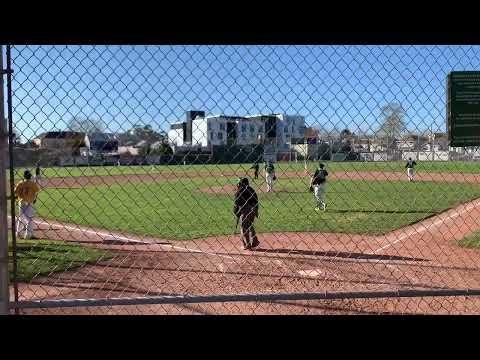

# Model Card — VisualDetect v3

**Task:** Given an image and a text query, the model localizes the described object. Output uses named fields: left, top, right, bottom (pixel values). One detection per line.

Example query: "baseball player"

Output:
left=233, top=177, right=260, bottom=250
left=264, top=160, right=276, bottom=192
left=250, top=161, right=260, bottom=180
left=13, top=170, right=41, bottom=239
left=309, top=162, right=329, bottom=211
left=34, top=163, right=42, bottom=185
left=405, top=157, right=417, bottom=182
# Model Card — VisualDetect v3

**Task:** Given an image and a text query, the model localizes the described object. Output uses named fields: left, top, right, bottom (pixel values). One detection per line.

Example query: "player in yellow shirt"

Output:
left=14, top=170, right=40, bottom=239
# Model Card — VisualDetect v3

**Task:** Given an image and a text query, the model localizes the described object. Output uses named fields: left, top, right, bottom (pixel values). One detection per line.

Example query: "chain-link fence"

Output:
left=2, top=45, right=480, bottom=314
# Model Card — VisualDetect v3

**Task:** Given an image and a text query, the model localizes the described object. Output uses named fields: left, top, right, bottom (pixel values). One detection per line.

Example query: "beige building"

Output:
left=34, top=131, right=89, bottom=153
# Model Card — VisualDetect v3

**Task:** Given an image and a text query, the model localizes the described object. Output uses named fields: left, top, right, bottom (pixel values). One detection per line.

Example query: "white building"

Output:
left=168, top=112, right=305, bottom=150
left=191, top=115, right=245, bottom=147
left=167, top=122, right=186, bottom=147
left=235, top=117, right=265, bottom=146
left=275, top=114, right=306, bottom=148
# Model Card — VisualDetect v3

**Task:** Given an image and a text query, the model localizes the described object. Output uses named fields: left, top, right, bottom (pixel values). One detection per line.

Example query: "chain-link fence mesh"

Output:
left=3, top=45, right=480, bottom=314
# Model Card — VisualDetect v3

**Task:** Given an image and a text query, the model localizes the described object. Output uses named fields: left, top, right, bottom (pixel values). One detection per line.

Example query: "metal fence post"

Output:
left=0, top=45, right=10, bottom=315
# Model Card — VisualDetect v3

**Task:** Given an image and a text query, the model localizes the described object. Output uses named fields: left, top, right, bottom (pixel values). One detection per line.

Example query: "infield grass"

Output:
left=35, top=176, right=480, bottom=240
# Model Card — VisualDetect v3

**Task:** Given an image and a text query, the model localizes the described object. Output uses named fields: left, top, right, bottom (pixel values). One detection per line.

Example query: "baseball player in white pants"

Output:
left=17, top=203, right=35, bottom=240
left=309, top=163, right=329, bottom=211
left=265, top=161, right=276, bottom=192
left=13, top=170, right=41, bottom=240
left=314, top=183, right=326, bottom=211
left=405, top=157, right=417, bottom=182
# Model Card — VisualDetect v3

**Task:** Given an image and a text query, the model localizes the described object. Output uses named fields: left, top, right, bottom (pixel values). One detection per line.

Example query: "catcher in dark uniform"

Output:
left=233, top=177, right=260, bottom=250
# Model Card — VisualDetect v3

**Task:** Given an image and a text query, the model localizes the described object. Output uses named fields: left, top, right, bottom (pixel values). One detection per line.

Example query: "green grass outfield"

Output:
left=8, top=235, right=111, bottom=282
left=34, top=176, right=480, bottom=240
left=9, top=160, right=480, bottom=179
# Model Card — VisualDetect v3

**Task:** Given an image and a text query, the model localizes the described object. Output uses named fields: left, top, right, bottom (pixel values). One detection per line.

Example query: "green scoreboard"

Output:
left=447, top=71, right=480, bottom=147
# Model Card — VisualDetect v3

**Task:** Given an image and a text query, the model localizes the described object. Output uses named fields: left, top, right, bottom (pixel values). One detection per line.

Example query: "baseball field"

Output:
left=9, top=160, right=480, bottom=314
left=22, top=161, right=480, bottom=240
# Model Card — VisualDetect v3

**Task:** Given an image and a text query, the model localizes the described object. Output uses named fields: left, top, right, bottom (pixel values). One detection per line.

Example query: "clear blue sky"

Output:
left=9, top=45, right=480, bottom=141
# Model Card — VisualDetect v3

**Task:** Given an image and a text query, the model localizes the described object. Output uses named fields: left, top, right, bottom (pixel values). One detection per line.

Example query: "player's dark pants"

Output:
left=240, top=206, right=259, bottom=249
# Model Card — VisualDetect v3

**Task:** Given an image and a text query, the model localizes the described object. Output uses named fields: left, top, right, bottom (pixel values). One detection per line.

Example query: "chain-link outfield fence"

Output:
left=3, top=45, right=480, bottom=314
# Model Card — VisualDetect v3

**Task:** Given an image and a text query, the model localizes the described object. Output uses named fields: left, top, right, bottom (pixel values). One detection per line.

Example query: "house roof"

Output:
left=43, top=131, right=86, bottom=139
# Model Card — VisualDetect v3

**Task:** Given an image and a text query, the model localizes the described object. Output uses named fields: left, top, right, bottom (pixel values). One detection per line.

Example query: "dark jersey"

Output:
left=233, top=185, right=259, bottom=216
left=312, top=169, right=328, bottom=185
left=265, top=163, right=275, bottom=174
left=405, top=160, right=417, bottom=169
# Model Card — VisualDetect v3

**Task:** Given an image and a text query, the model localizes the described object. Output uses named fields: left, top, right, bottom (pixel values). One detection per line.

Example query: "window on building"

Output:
left=219, top=124, right=225, bottom=130
left=218, top=132, right=223, bottom=140
left=250, top=125, right=255, bottom=132
left=284, top=126, right=288, bottom=133
left=241, top=125, right=246, bottom=132
left=258, top=126, right=263, bottom=133
left=209, top=132, right=213, bottom=140
left=208, top=123, right=212, bottom=130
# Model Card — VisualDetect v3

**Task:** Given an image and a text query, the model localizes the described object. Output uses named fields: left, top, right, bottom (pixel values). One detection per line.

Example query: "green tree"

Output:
left=150, top=143, right=173, bottom=155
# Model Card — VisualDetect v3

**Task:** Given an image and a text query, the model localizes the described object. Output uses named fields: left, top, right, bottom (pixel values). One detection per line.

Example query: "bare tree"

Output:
left=376, top=103, right=407, bottom=150
left=377, top=103, right=407, bottom=139
left=66, top=116, right=106, bottom=134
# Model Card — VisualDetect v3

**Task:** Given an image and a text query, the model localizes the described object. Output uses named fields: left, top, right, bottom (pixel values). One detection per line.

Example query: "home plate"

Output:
left=297, top=269, right=324, bottom=277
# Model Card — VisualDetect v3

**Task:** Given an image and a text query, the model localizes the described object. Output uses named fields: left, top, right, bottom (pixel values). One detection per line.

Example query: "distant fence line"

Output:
left=9, top=147, right=480, bottom=168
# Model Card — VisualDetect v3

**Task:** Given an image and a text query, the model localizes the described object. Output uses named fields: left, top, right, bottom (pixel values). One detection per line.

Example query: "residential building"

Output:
left=349, top=137, right=371, bottom=152
left=33, top=131, right=89, bottom=155
left=396, top=134, right=429, bottom=151
left=370, top=139, right=388, bottom=152
left=192, top=114, right=246, bottom=147
left=168, top=111, right=305, bottom=151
